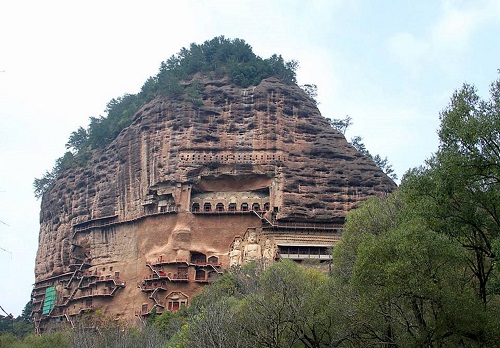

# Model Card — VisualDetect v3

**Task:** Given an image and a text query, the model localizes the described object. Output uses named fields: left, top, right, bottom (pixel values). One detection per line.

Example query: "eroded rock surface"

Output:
left=32, top=77, right=396, bottom=331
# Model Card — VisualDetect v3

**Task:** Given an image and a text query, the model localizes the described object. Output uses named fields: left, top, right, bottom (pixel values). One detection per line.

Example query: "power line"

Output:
left=0, top=246, right=12, bottom=258
left=0, top=190, right=11, bottom=258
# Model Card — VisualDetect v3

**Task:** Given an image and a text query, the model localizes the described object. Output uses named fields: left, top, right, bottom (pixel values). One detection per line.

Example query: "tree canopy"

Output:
left=402, top=76, right=500, bottom=306
left=328, top=73, right=500, bottom=347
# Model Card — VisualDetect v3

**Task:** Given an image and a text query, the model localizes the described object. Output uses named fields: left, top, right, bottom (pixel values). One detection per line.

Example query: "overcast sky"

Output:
left=0, top=0, right=499, bottom=316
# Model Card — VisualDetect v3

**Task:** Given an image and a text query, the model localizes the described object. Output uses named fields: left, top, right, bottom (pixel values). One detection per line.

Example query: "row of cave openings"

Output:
left=179, top=153, right=284, bottom=164
left=191, top=201, right=270, bottom=213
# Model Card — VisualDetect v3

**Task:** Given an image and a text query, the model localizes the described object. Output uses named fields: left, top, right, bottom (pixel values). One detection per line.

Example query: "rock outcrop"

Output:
left=32, top=76, right=396, bottom=332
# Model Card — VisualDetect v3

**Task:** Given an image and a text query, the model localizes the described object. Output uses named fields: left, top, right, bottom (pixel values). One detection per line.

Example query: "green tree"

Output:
left=65, top=127, right=88, bottom=153
left=150, top=308, right=187, bottom=343
left=350, top=135, right=369, bottom=156
left=353, top=221, right=484, bottom=347
left=333, top=194, right=404, bottom=283
left=184, top=267, right=253, bottom=348
left=351, top=136, right=397, bottom=180
left=186, top=296, right=249, bottom=348
left=33, top=152, right=77, bottom=198
left=334, top=191, right=497, bottom=347
left=328, top=115, right=352, bottom=135
left=372, top=154, right=397, bottom=180
left=33, top=171, right=55, bottom=199
left=331, top=74, right=500, bottom=347
left=265, top=54, right=298, bottom=84
left=185, top=79, right=204, bottom=108
left=329, top=116, right=398, bottom=180
left=243, top=261, right=334, bottom=348
left=183, top=261, right=340, bottom=348
left=301, top=84, right=318, bottom=105
left=403, top=75, right=500, bottom=305
left=240, top=260, right=309, bottom=348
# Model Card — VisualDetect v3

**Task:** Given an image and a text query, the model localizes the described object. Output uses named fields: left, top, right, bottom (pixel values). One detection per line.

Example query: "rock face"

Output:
left=32, top=76, right=396, bottom=332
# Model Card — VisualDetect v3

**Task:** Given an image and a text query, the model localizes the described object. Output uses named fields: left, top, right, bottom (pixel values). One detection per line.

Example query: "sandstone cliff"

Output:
left=32, top=74, right=395, bottom=331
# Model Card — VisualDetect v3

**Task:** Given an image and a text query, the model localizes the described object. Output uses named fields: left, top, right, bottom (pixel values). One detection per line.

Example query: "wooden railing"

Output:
left=73, top=208, right=178, bottom=235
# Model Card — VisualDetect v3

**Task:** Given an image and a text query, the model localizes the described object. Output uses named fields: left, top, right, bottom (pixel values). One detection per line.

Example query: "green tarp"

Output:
left=42, top=286, right=56, bottom=315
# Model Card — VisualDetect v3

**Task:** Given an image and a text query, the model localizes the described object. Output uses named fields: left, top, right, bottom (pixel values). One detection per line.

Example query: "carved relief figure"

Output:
left=262, top=238, right=276, bottom=268
left=243, top=231, right=261, bottom=264
left=229, top=237, right=243, bottom=267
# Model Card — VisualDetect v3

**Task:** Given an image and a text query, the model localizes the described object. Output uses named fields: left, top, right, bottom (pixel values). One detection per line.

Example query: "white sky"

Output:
left=0, top=0, right=499, bottom=316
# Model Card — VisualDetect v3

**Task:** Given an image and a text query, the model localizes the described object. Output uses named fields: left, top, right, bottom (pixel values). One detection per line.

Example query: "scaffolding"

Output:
left=137, top=254, right=222, bottom=319
left=32, top=262, right=126, bottom=334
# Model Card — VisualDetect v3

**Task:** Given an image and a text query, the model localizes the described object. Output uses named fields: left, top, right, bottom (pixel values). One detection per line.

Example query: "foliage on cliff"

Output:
left=78, top=36, right=298, bottom=152
left=329, top=115, right=398, bottom=180
left=33, top=36, right=298, bottom=198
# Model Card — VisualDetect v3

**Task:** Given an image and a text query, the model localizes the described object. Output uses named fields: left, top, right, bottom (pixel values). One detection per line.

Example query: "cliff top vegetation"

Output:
left=33, top=36, right=298, bottom=198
